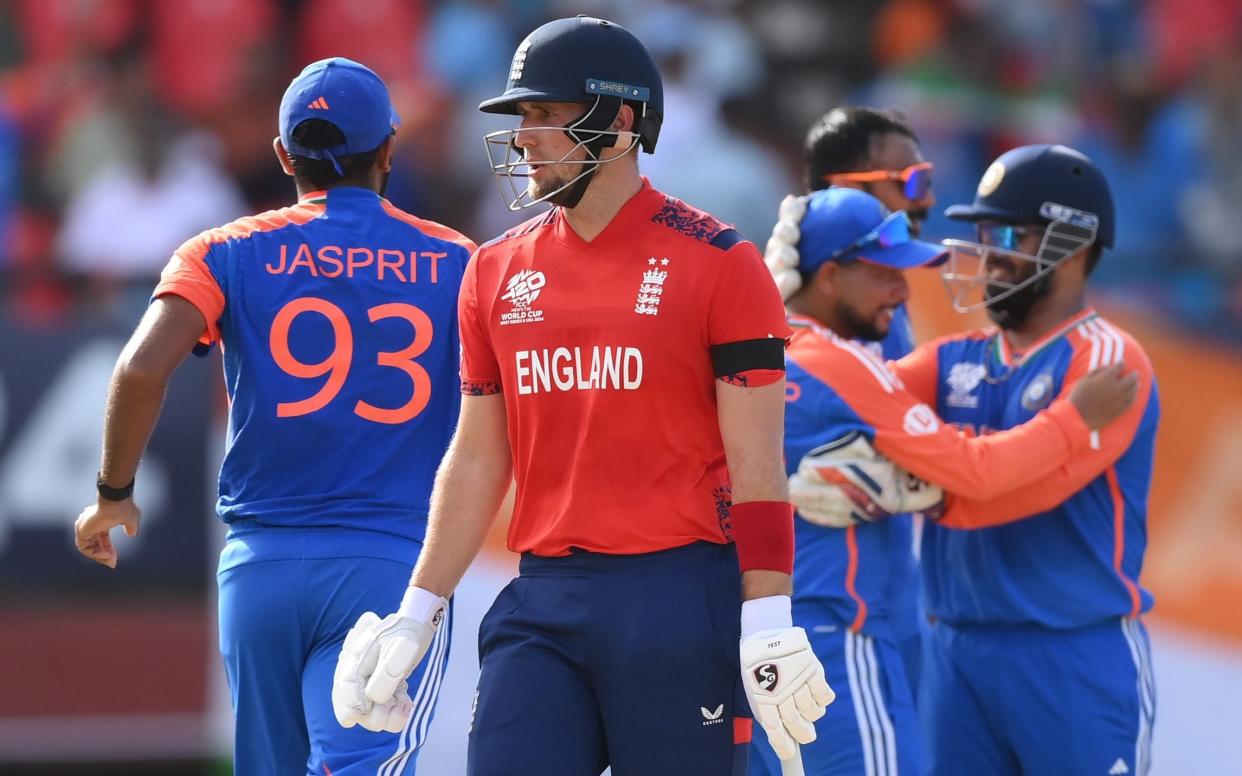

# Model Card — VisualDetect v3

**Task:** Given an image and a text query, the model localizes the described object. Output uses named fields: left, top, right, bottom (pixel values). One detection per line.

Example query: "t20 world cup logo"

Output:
left=501, top=269, right=546, bottom=309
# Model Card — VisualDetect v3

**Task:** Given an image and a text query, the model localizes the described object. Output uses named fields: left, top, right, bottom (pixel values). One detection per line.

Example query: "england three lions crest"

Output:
left=635, top=257, right=671, bottom=316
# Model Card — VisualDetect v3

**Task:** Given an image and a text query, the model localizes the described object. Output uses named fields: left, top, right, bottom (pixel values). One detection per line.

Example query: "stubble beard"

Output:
left=529, top=170, right=571, bottom=201
left=835, top=299, right=889, bottom=342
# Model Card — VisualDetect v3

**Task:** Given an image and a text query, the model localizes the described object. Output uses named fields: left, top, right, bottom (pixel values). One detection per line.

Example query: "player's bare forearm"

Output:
left=100, top=296, right=204, bottom=486
left=411, top=392, right=512, bottom=597
left=742, top=569, right=793, bottom=600
left=717, top=379, right=794, bottom=602
left=100, top=361, right=168, bottom=488
left=715, top=379, right=790, bottom=504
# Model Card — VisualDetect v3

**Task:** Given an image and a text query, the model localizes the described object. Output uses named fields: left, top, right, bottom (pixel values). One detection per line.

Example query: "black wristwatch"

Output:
left=97, top=473, right=135, bottom=502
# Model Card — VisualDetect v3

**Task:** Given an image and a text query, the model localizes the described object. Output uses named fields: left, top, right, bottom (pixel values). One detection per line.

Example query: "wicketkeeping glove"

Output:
left=740, top=597, right=835, bottom=761
left=332, top=587, right=448, bottom=732
left=789, top=430, right=944, bottom=527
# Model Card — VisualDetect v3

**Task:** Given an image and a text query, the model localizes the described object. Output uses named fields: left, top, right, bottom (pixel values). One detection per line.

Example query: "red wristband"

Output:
left=729, top=500, right=794, bottom=574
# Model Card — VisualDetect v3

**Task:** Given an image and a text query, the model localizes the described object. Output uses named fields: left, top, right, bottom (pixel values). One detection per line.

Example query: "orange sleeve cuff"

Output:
left=153, top=277, right=224, bottom=346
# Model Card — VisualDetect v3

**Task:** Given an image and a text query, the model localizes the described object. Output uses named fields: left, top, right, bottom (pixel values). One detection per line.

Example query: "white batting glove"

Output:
left=740, top=596, right=835, bottom=761
left=332, top=587, right=448, bottom=732
left=331, top=612, right=415, bottom=732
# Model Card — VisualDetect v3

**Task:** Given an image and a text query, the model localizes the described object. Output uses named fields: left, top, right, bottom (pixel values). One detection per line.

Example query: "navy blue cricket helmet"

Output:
left=479, top=16, right=663, bottom=154
left=946, top=144, right=1114, bottom=248
left=940, top=145, right=1115, bottom=320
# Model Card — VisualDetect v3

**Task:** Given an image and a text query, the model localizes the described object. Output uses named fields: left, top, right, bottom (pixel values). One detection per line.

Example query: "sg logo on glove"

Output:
left=753, top=663, right=779, bottom=692
left=740, top=626, right=835, bottom=762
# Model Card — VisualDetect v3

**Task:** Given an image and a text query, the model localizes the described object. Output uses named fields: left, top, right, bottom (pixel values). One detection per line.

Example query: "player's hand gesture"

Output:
left=1070, top=361, right=1139, bottom=430
left=74, top=499, right=141, bottom=569
left=741, top=625, right=835, bottom=761
left=332, top=588, right=448, bottom=732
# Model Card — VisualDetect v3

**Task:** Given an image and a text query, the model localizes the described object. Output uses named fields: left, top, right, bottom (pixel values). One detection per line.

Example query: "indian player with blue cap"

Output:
left=279, top=57, right=402, bottom=176
left=74, top=57, right=475, bottom=774
left=797, top=108, right=941, bottom=713
left=752, top=186, right=1138, bottom=776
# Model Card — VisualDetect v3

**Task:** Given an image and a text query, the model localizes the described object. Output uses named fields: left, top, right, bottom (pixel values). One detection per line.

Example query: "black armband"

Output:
left=710, top=337, right=786, bottom=378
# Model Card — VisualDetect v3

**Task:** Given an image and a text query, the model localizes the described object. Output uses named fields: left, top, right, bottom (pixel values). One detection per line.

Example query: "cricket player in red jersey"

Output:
left=330, top=16, right=833, bottom=775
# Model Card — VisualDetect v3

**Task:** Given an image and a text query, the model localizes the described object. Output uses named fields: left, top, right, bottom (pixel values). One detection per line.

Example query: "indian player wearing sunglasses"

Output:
left=753, top=186, right=1138, bottom=776
left=785, top=106, right=939, bottom=726
left=806, top=109, right=936, bottom=235
left=812, top=144, right=1159, bottom=775
left=827, top=164, right=934, bottom=213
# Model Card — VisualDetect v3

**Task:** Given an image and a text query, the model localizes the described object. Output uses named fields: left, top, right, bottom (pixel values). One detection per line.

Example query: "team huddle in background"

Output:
left=73, top=14, right=1158, bottom=776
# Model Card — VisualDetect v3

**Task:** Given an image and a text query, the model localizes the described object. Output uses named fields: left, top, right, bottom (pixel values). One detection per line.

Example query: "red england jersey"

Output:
left=459, top=179, right=790, bottom=556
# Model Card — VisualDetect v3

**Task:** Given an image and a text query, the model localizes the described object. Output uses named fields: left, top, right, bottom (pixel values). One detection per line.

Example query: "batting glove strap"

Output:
left=398, top=585, right=449, bottom=624
left=740, top=626, right=836, bottom=761
left=740, top=594, right=793, bottom=640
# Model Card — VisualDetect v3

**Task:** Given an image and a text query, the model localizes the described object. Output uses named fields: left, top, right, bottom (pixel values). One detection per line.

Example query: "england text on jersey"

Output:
left=514, top=346, right=643, bottom=394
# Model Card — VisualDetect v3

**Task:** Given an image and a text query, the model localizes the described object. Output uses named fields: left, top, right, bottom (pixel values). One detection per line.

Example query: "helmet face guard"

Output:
left=483, top=94, right=643, bottom=211
left=940, top=209, right=1098, bottom=313
left=479, top=17, right=663, bottom=211
left=941, top=145, right=1114, bottom=315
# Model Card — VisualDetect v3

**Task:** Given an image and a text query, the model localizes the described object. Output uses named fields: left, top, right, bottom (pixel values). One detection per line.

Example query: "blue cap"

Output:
left=279, top=58, right=400, bottom=175
left=945, top=144, right=1114, bottom=248
left=797, top=188, right=947, bottom=273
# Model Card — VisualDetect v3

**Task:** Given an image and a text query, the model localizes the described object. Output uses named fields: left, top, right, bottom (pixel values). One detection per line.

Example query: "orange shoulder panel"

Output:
left=153, top=202, right=325, bottom=345
left=380, top=200, right=477, bottom=254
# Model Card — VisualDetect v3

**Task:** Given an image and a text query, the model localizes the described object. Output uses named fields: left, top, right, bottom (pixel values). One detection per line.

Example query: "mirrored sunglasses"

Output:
left=976, top=223, right=1040, bottom=251
left=830, top=210, right=913, bottom=261
left=827, top=162, right=934, bottom=202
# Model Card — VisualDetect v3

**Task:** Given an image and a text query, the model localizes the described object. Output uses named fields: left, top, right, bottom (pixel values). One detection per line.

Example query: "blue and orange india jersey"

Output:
left=458, top=178, right=790, bottom=557
left=153, top=186, right=476, bottom=543
left=783, top=314, right=1096, bottom=638
left=856, top=303, right=920, bottom=643
left=892, top=308, right=1159, bottom=627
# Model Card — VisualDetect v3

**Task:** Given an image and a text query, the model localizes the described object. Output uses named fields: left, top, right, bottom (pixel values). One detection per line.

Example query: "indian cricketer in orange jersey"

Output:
left=754, top=186, right=1137, bottom=776
left=807, top=145, right=1159, bottom=776
left=75, top=58, right=475, bottom=775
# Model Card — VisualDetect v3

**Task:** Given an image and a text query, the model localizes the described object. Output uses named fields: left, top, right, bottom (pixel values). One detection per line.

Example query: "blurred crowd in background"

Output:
left=0, top=0, right=1239, bottom=343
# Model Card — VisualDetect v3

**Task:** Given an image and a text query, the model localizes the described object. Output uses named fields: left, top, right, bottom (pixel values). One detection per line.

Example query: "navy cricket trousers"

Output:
left=467, top=541, right=753, bottom=776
